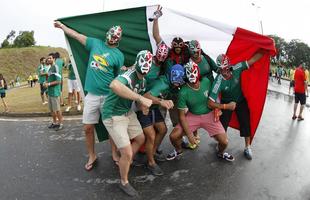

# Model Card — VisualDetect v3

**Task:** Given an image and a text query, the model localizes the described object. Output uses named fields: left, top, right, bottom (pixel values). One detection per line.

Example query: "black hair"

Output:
left=48, top=53, right=55, bottom=58
left=40, top=57, right=45, bottom=62
left=54, top=52, right=60, bottom=59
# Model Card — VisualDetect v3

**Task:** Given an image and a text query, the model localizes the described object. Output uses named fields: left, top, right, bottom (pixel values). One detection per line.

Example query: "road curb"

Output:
left=0, top=111, right=82, bottom=118
left=1, top=89, right=308, bottom=118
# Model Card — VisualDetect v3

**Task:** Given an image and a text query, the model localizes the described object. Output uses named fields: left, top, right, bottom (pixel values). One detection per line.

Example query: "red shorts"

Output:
left=176, top=111, right=225, bottom=137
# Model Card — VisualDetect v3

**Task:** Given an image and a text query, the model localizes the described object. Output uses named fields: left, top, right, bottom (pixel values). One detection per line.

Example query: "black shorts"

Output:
left=0, top=92, right=5, bottom=98
left=220, top=99, right=251, bottom=137
left=294, top=92, right=306, bottom=105
left=40, top=83, right=47, bottom=95
left=136, top=107, right=165, bottom=128
left=290, top=80, right=295, bottom=87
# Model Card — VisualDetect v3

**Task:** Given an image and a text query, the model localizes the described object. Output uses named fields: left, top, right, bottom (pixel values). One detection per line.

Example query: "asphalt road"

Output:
left=0, top=89, right=309, bottom=200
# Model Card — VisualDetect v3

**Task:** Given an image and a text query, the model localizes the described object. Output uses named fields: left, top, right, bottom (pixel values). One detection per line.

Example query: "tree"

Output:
left=285, top=40, right=310, bottom=67
left=13, top=31, right=36, bottom=47
left=1, top=30, right=16, bottom=48
left=268, top=35, right=288, bottom=66
left=1, top=39, right=10, bottom=48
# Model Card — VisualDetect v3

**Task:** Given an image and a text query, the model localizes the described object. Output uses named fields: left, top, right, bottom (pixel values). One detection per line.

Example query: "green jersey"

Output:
left=47, top=64, right=61, bottom=97
left=192, top=55, right=218, bottom=84
left=37, top=64, right=48, bottom=84
left=68, top=63, right=76, bottom=80
left=178, top=77, right=212, bottom=115
left=102, top=69, right=146, bottom=120
left=148, top=75, right=176, bottom=98
left=145, top=62, right=161, bottom=92
left=209, top=61, right=248, bottom=103
left=55, top=58, right=64, bottom=77
left=85, top=37, right=124, bottom=96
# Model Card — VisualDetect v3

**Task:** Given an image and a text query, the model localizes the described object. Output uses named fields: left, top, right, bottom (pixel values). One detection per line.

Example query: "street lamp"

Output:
left=251, top=2, right=264, bottom=35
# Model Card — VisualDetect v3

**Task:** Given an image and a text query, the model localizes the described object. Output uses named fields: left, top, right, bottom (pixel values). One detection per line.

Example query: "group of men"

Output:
left=54, top=7, right=270, bottom=197
left=37, top=52, right=82, bottom=123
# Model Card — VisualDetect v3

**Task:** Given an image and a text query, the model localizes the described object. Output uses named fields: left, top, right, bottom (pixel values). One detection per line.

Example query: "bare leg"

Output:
left=169, top=127, right=184, bottom=152
left=293, top=103, right=298, bottom=117
left=84, top=124, right=97, bottom=165
left=119, top=145, right=133, bottom=185
left=213, top=133, right=228, bottom=154
left=298, top=105, right=305, bottom=118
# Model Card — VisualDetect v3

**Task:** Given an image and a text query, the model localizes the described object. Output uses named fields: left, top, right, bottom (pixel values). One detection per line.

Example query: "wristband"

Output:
left=223, top=104, right=226, bottom=110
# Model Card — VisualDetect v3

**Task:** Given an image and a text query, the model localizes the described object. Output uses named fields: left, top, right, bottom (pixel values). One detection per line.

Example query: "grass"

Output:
left=0, top=46, right=69, bottom=82
left=0, top=74, right=83, bottom=114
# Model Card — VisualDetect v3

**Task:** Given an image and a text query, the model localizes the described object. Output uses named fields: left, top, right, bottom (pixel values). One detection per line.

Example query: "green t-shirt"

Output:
left=102, top=69, right=146, bottom=120
left=209, top=61, right=248, bottom=103
left=47, top=64, right=61, bottom=97
left=37, top=64, right=48, bottom=84
left=148, top=75, right=173, bottom=97
left=145, top=62, right=161, bottom=92
left=55, top=58, right=64, bottom=77
left=85, top=37, right=124, bottom=95
left=178, top=77, right=212, bottom=115
left=193, top=55, right=218, bottom=84
left=68, top=63, right=76, bottom=80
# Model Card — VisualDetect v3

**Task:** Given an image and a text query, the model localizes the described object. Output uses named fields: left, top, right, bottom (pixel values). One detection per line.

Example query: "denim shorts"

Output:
left=136, top=107, right=165, bottom=128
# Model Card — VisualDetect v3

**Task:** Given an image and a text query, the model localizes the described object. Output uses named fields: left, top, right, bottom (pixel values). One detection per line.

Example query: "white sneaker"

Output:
left=77, top=105, right=81, bottom=111
left=42, top=101, right=48, bottom=105
left=65, top=106, right=71, bottom=112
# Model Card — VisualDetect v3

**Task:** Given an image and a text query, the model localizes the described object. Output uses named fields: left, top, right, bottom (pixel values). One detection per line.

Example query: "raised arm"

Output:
left=54, top=21, right=87, bottom=46
left=110, top=79, right=152, bottom=108
left=247, top=50, right=265, bottom=66
left=152, top=6, right=163, bottom=45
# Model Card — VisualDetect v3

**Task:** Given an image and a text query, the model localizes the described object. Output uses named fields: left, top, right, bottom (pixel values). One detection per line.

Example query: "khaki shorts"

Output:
left=82, top=93, right=106, bottom=124
left=103, top=111, right=143, bottom=149
left=48, top=96, right=60, bottom=112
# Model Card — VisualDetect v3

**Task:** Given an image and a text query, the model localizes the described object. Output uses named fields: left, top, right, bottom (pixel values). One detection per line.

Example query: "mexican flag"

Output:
left=58, top=5, right=276, bottom=143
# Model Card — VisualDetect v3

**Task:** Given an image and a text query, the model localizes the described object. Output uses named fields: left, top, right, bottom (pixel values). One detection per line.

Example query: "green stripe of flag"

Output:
left=59, top=6, right=152, bottom=142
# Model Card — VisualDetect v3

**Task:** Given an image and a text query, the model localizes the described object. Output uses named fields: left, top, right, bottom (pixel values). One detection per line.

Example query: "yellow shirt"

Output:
left=305, top=69, right=309, bottom=83
left=289, top=69, right=295, bottom=80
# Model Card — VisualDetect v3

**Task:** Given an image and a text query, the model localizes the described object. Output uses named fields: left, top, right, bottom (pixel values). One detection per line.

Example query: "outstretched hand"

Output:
left=54, top=21, right=63, bottom=29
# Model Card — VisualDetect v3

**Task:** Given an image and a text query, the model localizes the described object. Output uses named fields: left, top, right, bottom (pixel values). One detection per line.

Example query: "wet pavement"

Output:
left=0, top=82, right=310, bottom=200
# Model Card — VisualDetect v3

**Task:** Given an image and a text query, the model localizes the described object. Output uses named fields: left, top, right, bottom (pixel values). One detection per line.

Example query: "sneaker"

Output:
left=65, top=106, right=71, bottom=112
left=154, top=153, right=166, bottom=162
left=119, top=182, right=139, bottom=197
left=147, top=163, right=164, bottom=176
left=48, top=123, right=57, bottom=129
left=244, top=147, right=253, bottom=160
left=55, top=124, right=63, bottom=131
left=181, top=140, right=190, bottom=149
left=217, top=152, right=235, bottom=162
left=166, top=149, right=183, bottom=161
left=42, top=101, right=48, bottom=105
left=77, top=105, right=81, bottom=111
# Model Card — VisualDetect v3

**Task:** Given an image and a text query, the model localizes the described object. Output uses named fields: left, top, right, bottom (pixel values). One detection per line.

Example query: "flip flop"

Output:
left=84, top=158, right=98, bottom=171
left=297, top=116, right=304, bottom=121
left=292, top=115, right=297, bottom=120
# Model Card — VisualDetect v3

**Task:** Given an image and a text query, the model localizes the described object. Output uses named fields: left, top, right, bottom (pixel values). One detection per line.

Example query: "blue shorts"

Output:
left=1, top=92, right=5, bottom=98
left=136, top=107, right=165, bottom=128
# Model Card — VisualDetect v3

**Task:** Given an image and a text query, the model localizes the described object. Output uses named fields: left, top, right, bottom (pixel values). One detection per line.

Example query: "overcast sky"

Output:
left=0, top=0, right=309, bottom=49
